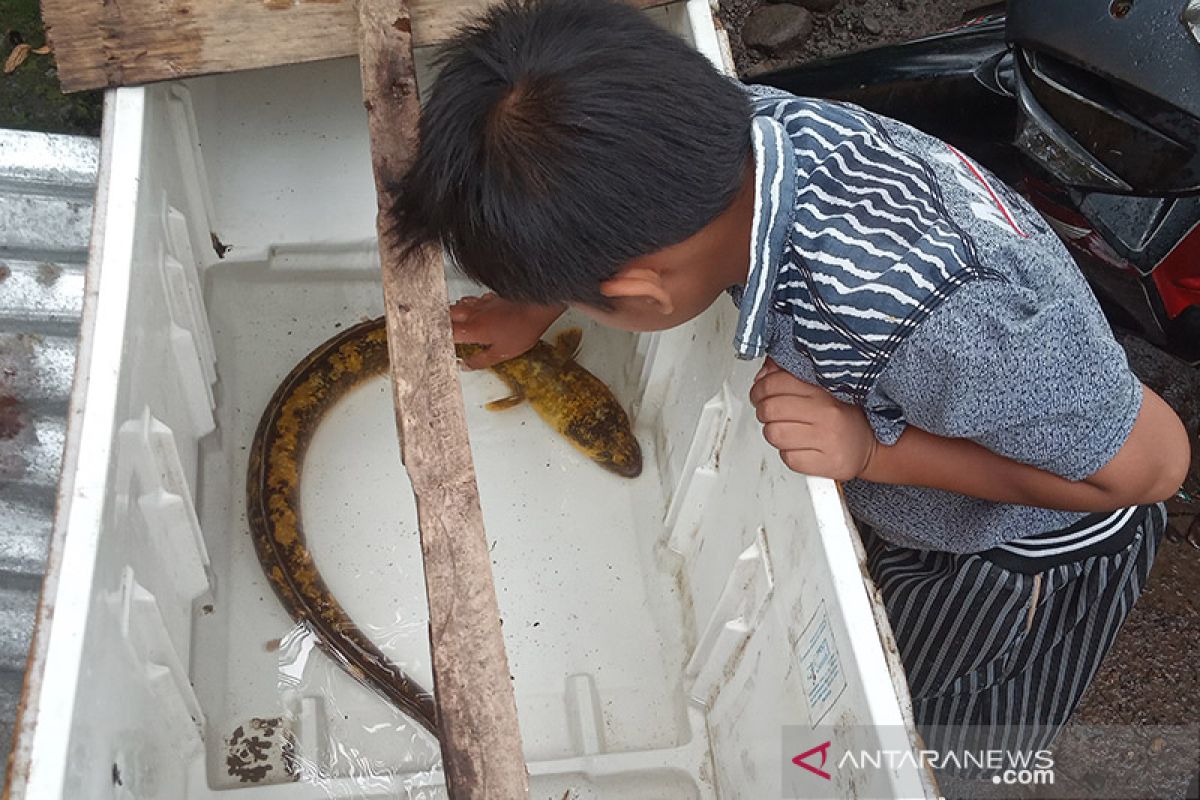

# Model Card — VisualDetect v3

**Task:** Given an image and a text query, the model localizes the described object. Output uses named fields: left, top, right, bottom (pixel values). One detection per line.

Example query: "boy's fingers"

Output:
left=754, top=357, right=782, bottom=382
left=779, top=449, right=820, bottom=475
left=749, top=371, right=817, bottom=405
left=465, top=349, right=513, bottom=370
left=451, top=323, right=483, bottom=344
left=762, top=420, right=814, bottom=450
left=462, top=353, right=492, bottom=370
left=449, top=294, right=489, bottom=318
left=455, top=343, right=496, bottom=370
left=755, top=395, right=814, bottom=425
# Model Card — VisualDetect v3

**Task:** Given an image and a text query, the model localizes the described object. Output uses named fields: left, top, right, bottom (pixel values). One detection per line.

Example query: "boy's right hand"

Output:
left=450, top=293, right=566, bottom=369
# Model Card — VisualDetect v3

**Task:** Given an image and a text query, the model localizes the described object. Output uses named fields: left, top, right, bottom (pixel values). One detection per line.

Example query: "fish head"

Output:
left=571, top=415, right=642, bottom=478
left=601, top=436, right=643, bottom=478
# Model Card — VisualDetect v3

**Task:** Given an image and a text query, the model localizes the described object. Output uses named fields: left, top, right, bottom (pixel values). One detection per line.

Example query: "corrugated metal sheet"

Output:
left=0, top=129, right=96, bottom=760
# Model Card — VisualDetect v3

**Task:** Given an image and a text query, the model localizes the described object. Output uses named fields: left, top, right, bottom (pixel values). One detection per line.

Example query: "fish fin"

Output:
left=485, top=389, right=525, bottom=411
left=553, top=327, right=583, bottom=363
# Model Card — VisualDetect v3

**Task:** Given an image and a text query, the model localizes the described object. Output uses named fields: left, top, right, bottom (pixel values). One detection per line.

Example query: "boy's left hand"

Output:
left=749, top=358, right=878, bottom=481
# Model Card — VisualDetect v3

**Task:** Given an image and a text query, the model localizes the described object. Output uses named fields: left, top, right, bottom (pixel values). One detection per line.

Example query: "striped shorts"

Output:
left=862, top=503, right=1166, bottom=763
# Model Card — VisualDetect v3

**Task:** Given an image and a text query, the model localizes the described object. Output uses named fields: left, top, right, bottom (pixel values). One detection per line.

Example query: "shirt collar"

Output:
left=732, top=115, right=797, bottom=360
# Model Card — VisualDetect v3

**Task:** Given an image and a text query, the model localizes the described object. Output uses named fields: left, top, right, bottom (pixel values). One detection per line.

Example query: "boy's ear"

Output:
left=599, top=267, right=675, bottom=315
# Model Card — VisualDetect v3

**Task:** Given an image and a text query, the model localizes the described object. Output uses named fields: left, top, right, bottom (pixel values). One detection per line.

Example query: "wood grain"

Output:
left=44, top=0, right=674, bottom=92
left=357, top=0, right=529, bottom=795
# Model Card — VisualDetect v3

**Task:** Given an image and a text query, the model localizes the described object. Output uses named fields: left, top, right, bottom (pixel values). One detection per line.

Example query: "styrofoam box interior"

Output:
left=15, top=2, right=933, bottom=798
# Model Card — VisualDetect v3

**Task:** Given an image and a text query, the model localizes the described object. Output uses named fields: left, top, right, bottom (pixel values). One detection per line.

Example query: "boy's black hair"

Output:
left=391, top=0, right=752, bottom=306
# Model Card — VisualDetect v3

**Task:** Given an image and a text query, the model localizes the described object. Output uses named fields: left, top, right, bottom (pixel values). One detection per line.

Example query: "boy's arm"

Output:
left=450, top=293, right=566, bottom=369
left=862, top=384, right=1189, bottom=511
left=750, top=361, right=1190, bottom=513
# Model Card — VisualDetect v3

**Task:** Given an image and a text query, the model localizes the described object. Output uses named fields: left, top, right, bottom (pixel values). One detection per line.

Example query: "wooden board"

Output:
left=357, top=0, right=529, bottom=794
left=43, top=0, right=674, bottom=92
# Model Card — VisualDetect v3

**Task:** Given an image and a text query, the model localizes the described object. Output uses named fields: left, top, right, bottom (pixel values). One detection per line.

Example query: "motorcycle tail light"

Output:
left=1152, top=222, right=1200, bottom=320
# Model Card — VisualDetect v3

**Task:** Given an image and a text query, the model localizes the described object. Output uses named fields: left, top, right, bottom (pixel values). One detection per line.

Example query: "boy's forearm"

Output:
left=861, top=429, right=1122, bottom=512
left=861, top=386, right=1189, bottom=513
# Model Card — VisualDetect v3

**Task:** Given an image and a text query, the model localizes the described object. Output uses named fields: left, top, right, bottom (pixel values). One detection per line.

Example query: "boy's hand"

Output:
left=749, top=358, right=878, bottom=481
left=450, top=293, right=566, bottom=369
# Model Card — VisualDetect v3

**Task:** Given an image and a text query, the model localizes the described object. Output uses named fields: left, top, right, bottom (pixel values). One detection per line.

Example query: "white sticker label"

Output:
left=797, top=602, right=846, bottom=727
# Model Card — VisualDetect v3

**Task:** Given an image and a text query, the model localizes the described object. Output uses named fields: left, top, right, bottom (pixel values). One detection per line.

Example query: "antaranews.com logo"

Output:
left=790, top=737, right=1052, bottom=795
left=782, top=724, right=1199, bottom=799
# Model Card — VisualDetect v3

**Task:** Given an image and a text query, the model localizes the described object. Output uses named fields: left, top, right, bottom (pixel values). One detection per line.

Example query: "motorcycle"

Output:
left=752, top=0, right=1200, bottom=366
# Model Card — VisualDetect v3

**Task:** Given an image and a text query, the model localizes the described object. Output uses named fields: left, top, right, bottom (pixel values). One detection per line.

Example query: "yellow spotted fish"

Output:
left=246, top=316, right=640, bottom=739
left=457, top=326, right=642, bottom=478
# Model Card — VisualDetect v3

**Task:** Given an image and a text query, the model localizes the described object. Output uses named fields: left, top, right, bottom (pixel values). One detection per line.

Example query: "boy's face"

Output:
left=570, top=161, right=757, bottom=333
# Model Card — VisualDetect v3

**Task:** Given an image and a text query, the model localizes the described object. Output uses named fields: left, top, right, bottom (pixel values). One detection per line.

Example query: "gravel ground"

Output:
left=714, top=0, right=1200, bottom=791
left=720, top=0, right=986, bottom=77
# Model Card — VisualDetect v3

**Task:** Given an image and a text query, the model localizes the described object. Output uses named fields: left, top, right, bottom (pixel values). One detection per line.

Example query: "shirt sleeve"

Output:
left=870, top=276, right=1143, bottom=482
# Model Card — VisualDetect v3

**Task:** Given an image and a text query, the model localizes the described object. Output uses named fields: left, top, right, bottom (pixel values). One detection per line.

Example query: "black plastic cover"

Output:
left=1007, top=0, right=1200, bottom=120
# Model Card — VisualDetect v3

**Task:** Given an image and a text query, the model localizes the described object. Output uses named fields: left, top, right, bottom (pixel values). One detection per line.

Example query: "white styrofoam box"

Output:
left=10, top=85, right=217, bottom=800
left=9, top=2, right=934, bottom=798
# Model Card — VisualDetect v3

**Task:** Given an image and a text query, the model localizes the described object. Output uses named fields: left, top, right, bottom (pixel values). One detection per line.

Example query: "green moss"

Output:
left=1, top=0, right=102, bottom=135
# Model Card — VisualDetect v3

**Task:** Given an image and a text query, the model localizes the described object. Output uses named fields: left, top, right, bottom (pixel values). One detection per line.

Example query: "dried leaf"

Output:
left=32, top=45, right=51, bottom=55
left=4, top=43, right=31, bottom=74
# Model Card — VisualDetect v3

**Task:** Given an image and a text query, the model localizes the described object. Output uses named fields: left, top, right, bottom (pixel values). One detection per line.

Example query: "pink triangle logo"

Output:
left=792, top=740, right=832, bottom=780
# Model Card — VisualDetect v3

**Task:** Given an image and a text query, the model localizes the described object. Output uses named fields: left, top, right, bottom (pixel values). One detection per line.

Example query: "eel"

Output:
left=246, top=316, right=641, bottom=738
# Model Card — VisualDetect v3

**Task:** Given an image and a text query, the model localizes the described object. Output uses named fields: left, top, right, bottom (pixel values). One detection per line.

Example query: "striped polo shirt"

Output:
left=734, top=85, right=1144, bottom=556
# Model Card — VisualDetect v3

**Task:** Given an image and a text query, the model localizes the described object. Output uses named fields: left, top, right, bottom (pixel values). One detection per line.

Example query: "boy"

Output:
left=393, top=0, right=1189, bottom=770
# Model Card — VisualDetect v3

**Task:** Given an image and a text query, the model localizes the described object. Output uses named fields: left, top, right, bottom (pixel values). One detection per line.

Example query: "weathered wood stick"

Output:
left=44, top=0, right=676, bottom=93
left=356, top=0, right=528, bottom=796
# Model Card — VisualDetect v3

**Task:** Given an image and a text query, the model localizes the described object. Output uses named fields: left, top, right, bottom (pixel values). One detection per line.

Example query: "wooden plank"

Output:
left=43, top=0, right=674, bottom=92
left=356, top=0, right=529, bottom=795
